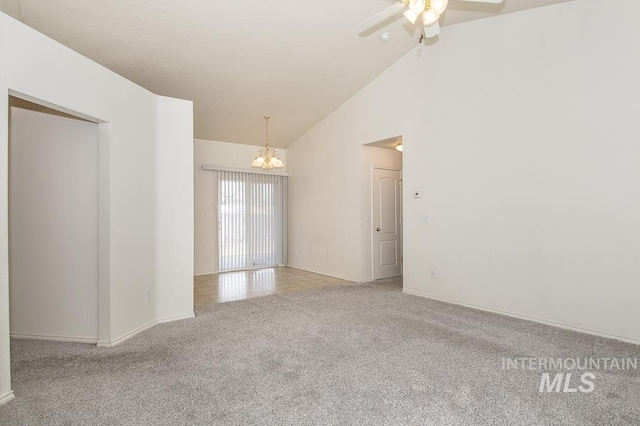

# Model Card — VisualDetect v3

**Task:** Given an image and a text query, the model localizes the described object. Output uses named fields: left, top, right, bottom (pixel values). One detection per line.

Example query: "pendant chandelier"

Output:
left=251, top=115, right=284, bottom=169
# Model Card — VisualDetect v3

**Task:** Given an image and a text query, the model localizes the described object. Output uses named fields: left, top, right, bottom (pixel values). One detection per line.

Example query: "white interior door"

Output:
left=373, top=168, right=402, bottom=279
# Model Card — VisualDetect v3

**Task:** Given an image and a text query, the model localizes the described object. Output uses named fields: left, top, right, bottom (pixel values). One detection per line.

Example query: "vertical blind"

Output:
left=218, top=171, right=288, bottom=272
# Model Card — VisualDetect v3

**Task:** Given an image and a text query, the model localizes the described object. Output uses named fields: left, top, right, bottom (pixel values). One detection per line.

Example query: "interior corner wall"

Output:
left=286, top=129, right=364, bottom=282
left=286, top=0, right=640, bottom=344
left=193, top=139, right=287, bottom=275
left=287, top=142, right=402, bottom=284
left=155, top=96, right=194, bottom=322
left=0, top=12, right=193, bottom=401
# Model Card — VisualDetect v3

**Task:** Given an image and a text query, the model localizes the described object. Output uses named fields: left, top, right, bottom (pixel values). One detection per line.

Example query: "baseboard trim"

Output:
left=10, top=333, right=98, bottom=344
left=97, top=320, right=157, bottom=348
left=0, top=391, right=15, bottom=406
left=402, top=288, right=640, bottom=346
left=286, top=266, right=360, bottom=283
left=10, top=315, right=195, bottom=351
left=157, top=312, right=195, bottom=324
left=195, top=270, right=218, bottom=277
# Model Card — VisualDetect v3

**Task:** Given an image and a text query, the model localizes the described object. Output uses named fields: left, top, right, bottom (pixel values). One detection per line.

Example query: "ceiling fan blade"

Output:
left=359, top=1, right=408, bottom=31
left=457, top=0, right=504, bottom=3
left=423, top=20, right=441, bottom=38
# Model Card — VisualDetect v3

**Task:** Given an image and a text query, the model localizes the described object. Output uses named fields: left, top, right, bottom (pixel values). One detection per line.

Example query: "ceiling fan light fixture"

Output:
left=422, top=8, right=439, bottom=25
left=403, top=8, right=421, bottom=24
left=423, top=20, right=441, bottom=38
left=430, top=0, right=448, bottom=15
left=409, top=0, right=426, bottom=14
left=361, top=0, right=504, bottom=40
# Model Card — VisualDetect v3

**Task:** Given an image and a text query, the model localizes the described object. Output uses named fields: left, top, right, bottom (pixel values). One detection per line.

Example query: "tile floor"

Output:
left=194, top=267, right=352, bottom=306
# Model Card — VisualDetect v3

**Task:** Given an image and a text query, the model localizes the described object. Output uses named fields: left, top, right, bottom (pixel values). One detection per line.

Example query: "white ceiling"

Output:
left=3, top=0, right=570, bottom=148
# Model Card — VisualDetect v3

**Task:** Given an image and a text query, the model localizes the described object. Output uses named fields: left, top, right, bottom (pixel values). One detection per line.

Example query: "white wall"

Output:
left=9, top=107, right=99, bottom=342
left=0, top=13, right=193, bottom=402
left=287, top=143, right=401, bottom=283
left=155, top=96, right=194, bottom=322
left=194, top=138, right=286, bottom=275
left=287, top=0, right=640, bottom=344
left=286, top=112, right=403, bottom=282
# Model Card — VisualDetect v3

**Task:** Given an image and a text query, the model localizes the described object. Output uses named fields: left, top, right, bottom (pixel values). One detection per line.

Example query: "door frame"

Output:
left=7, top=91, right=111, bottom=346
left=370, top=166, right=403, bottom=280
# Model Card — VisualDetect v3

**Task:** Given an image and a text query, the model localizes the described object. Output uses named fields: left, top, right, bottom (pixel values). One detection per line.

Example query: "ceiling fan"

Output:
left=360, top=0, right=504, bottom=40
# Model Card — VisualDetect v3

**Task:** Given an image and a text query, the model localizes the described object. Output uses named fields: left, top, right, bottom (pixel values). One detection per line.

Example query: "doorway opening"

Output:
left=8, top=95, right=105, bottom=344
left=362, top=137, right=403, bottom=280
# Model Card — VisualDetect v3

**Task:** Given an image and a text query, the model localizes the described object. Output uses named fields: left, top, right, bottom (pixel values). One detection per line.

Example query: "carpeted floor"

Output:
left=1, top=279, right=639, bottom=425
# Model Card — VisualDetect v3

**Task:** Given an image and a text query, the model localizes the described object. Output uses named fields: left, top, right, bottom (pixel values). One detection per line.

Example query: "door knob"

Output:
left=376, top=227, right=381, bottom=232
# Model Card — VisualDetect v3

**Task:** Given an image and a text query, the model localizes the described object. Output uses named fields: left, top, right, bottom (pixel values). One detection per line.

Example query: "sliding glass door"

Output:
left=218, top=171, right=287, bottom=272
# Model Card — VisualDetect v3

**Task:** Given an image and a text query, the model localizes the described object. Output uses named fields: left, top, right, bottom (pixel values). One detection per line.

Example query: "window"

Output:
left=218, top=171, right=287, bottom=271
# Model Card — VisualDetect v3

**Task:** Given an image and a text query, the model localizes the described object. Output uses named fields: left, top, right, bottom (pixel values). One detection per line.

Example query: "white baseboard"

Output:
left=157, top=312, right=195, bottom=324
left=10, top=333, right=98, bottom=344
left=286, top=266, right=360, bottom=283
left=402, top=288, right=640, bottom=346
left=195, top=270, right=218, bottom=277
left=0, top=391, right=15, bottom=406
left=97, top=320, right=157, bottom=348
left=96, top=312, right=195, bottom=348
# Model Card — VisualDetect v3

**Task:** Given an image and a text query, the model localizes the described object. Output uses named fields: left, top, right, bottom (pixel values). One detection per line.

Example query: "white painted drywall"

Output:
left=287, top=143, right=401, bottom=282
left=9, top=107, right=99, bottom=341
left=287, top=0, right=640, bottom=343
left=156, top=96, right=194, bottom=322
left=0, top=13, right=193, bottom=401
left=194, top=138, right=287, bottom=275
left=287, top=127, right=364, bottom=281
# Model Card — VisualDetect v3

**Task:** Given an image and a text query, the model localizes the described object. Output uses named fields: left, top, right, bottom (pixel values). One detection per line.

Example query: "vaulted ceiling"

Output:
left=2, top=0, right=570, bottom=147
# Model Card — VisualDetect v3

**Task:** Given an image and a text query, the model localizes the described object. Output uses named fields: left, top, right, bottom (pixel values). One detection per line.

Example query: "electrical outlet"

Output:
left=145, top=289, right=152, bottom=301
left=431, top=269, right=438, bottom=279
